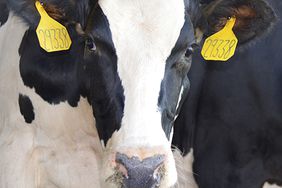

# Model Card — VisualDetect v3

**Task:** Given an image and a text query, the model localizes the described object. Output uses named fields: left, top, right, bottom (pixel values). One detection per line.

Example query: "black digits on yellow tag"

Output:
left=201, top=17, right=238, bottom=61
left=35, top=1, right=72, bottom=52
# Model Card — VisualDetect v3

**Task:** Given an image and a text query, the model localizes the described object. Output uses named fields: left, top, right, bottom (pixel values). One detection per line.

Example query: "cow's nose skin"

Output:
left=115, top=153, right=165, bottom=188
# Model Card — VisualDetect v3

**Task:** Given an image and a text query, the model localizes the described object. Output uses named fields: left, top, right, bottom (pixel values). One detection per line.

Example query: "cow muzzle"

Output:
left=115, top=153, right=165, bottom=188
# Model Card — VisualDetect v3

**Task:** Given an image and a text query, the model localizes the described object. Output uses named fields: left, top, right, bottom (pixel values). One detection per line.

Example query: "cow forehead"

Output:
left=99, top=0, right=186, bottom=62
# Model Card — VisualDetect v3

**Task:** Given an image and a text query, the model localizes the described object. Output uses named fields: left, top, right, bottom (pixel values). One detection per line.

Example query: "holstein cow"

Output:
left=1, top=1, right=276, bottom=188
left=73, top=1, right=200, bottom=187
left=173, top=0, right=281, bottom=188
left=0, top=1, right=103, bottom=188
left=1, top=0, right=199, bottom=187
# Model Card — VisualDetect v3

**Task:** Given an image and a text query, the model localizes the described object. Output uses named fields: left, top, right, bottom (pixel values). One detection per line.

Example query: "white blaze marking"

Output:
left=174, top=85, right=185, bottom=121
left=99, top=0, right=185, bottom=187
left=174, top=149, right=198, bottom=188
left=170, top=127, right=174, bottom=144
left=99, top=0, right=185, bottom=148
left=176, top=85, right=185, bottom=112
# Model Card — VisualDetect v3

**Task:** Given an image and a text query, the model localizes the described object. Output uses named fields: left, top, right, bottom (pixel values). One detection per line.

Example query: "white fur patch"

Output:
left=174, top=149, right=198, bottom=188
left=0, top=13, right=102, bottom=188
left=100, top=0, right=185, bottom=148
left=263, top=183, right=282, bottom=188
left=174, top=85, right=185, bottom=122
left=99, top=0, right=186, bottom=187
left=176, top=85, right=185, bottom=113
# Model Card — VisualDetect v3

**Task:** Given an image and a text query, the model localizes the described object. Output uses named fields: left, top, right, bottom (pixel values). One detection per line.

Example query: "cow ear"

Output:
left=203, top=0, right=276, bottom=44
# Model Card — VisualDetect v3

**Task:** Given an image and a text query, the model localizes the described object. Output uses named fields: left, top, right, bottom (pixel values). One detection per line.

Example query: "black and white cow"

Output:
left=0, top=1, right=103, bottom=188
left=74, top=1, right=200, bottom=187
left=1, top=0, right=277, bottom=188
left=173, top=0, right=281, bottom=188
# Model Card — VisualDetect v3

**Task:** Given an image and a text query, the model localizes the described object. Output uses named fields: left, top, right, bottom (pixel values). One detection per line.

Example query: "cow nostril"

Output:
left=115, top=153, right=165, bottom=188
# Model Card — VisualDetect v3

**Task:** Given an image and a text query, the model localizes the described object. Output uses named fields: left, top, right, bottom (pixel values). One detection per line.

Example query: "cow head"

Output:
left=83, top=0, right=276, bottom=187
left=82, top=0, right=198, bottom=187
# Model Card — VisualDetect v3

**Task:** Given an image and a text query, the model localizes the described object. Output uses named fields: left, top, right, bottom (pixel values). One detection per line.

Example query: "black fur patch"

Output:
left=18, top=27, right=84, bottom=107
left=187, top=0, right=206, bottom=31
left=0, top=0, right=9, bottom=27
left=18, top=94, right=35, bottom=124
left=159, top=12, right=195, bottom=139
left=83, top=6, right=124, bottom=143
left=13, top=0, right=98, bottom=107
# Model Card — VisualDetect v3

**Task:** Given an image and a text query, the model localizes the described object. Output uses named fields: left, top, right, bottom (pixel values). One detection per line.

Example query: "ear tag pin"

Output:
left=35, top=1, right=72, bottom=52
left=201, top=17, right=238, bottom=61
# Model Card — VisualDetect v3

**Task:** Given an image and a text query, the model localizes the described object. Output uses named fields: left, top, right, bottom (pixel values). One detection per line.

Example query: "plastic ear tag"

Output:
left=35, top=1, right=72, bottom=52
left=201, top=17, right=238, bottom=61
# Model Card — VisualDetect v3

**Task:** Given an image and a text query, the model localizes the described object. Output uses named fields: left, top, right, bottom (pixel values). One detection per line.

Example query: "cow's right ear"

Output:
left=7, top=0, right=69, bottom=29
left=7, top=0, right=97, bottom=30
left=202, top=0, right=276, bottom=44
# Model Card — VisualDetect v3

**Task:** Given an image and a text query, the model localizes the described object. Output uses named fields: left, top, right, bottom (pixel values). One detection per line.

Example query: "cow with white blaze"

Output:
left=1, top=0, right=276, bottom=188
left=83, top=1, right=203, bottom=187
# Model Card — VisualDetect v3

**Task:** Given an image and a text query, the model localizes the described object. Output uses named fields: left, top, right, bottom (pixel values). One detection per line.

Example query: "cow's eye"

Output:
left=85, top=37, right=96, bottom=52
left=185, top=43, right=198, bottom=57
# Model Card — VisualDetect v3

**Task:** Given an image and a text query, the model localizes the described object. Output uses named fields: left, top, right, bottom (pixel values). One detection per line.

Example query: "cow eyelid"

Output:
left=185, top=43, right=198, bottom=57
left=85, top=37, right=96, bottom=52
left=185, top=47, right=194, bottom=57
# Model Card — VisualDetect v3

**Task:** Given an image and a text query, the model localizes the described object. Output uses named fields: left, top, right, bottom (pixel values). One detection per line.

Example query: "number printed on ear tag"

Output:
left=35, top=1, right=72, bottom=52
left=201, top=17, right=238, bottom=61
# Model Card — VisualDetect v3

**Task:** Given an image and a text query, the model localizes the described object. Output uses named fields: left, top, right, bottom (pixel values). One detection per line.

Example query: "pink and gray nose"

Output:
left=116, top=153, right=165, bottom=188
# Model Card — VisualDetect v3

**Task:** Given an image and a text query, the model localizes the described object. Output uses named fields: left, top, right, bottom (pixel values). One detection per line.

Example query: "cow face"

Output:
left=83, top=0, right=276, bottom=187
left=83, top=0, right=198, bottom=187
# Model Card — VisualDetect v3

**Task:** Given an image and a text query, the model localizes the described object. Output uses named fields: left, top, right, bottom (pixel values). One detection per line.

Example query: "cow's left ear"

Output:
left=203, top=0, right=276, bottom=44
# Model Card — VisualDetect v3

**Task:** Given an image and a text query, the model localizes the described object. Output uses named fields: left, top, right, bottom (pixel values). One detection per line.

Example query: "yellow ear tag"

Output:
left=35, top=1, right=72, bottom=52
left=201, top=17, right=238, bottom=61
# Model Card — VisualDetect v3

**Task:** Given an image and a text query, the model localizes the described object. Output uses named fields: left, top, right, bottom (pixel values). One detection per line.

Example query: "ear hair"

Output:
left=42, top=3, right=66, bottom=22
left=7, top=0, right=95, bottom=30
